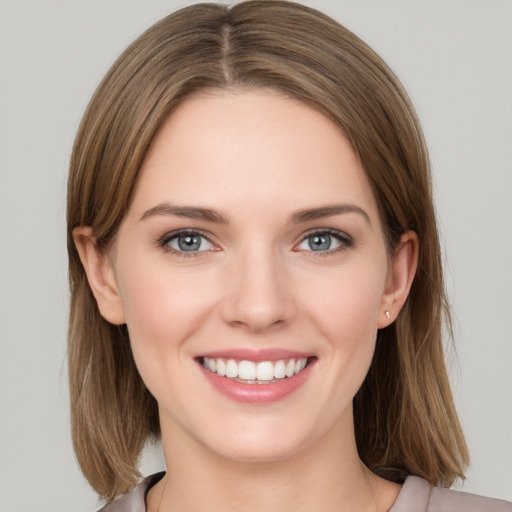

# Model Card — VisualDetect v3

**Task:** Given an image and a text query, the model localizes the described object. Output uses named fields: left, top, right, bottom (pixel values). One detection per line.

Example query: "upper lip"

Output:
left=196, top=348, right=314, bottom=362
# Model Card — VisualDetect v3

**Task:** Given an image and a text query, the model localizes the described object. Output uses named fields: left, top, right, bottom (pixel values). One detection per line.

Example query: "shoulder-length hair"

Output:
left=67, top=0, right=469, bottom=501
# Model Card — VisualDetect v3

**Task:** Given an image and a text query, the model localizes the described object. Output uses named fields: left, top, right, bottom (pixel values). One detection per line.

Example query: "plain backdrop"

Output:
left=0, top=1, right=511, bottom=510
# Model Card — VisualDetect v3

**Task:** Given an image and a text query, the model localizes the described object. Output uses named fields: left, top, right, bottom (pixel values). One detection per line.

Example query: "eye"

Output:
left=295, top=230, right=352, bottom=253
left=162, top=231, right=214, bottom=253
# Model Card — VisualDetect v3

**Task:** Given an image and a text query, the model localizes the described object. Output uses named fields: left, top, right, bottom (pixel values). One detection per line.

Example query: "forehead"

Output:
left=129, top=89, right=380, bottom=223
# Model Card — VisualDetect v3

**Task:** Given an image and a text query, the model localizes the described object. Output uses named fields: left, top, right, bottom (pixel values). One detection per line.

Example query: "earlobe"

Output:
left=72, top=227, right=126, bottom=325
left=378, top=231, right=419, bottom=328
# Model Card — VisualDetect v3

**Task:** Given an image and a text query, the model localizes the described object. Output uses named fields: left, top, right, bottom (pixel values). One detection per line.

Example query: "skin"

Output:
left=75, top=90, right=418, bottom=511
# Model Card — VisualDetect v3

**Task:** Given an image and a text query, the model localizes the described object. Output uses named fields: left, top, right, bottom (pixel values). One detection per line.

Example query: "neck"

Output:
left=148, top=412, right=400, bottom=512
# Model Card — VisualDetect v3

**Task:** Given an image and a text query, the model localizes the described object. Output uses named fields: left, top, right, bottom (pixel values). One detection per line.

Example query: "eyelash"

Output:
left=294, top=229, right=354, bottom=256
left=157, top=228, right=354, bottom=258
left=158, top=229, right=216, bottom=258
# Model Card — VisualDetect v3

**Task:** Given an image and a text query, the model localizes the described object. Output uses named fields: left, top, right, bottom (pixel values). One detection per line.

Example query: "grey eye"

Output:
left=167, top=233, right=213, bottom=252
left=178, top=234, right=201, bottom=251
left=296, top=231, right=346, bottom=252
left=308, top=234, right=332, bottom=251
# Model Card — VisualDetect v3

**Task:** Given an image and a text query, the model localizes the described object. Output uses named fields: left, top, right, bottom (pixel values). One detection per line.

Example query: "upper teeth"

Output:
left=203, top=357, right=308, bottom=381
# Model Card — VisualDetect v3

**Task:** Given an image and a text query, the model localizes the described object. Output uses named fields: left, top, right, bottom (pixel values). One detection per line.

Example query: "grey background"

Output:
left=0, top=1, right=511, bottom=510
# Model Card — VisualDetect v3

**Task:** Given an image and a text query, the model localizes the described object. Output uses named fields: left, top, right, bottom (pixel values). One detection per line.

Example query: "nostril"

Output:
left=219, top=271, right=296, bottom=333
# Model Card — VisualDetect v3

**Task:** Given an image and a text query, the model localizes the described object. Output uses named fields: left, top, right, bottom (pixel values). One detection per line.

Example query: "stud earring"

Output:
left=385, top=311, right=391, bottom=319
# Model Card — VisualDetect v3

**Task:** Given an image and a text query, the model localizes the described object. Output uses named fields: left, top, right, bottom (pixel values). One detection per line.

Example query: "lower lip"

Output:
left=200, top=360, right=315, bottom=404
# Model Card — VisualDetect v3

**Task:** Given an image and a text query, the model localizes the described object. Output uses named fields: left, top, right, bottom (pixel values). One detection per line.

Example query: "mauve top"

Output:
left=98, top=472, right=511, bottom=512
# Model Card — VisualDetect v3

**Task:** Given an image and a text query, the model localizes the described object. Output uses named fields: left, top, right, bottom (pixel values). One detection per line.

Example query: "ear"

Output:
left=72, top=227, right=126, bottom=325
left=378, top=231, right=419, bottom=328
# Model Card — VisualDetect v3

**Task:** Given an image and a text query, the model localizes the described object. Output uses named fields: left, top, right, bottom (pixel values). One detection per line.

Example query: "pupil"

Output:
left=178, top=235, right=200, bottom=251
left=310, top=234, right=331, bottom=251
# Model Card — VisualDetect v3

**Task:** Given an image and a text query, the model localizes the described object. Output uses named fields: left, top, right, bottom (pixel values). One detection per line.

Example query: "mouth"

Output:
left=195, top=348, right=318, bottom=405
left=200, top=356, right=314, bottom=384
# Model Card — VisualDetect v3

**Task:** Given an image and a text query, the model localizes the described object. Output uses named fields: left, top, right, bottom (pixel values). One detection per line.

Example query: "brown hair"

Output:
left=67, top=0, right=469, bottom=501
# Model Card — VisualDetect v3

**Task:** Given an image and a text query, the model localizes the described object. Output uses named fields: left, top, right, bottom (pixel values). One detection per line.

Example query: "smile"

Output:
left=198, top=351, right=316, bottom=403
left=202, top=357, right=309, bottom=384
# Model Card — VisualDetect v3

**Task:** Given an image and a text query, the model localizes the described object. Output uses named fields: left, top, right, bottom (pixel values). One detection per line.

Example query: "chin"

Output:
left=196, top=418, right=322, bottom=464
left=212, top=440, right=305, bottom=464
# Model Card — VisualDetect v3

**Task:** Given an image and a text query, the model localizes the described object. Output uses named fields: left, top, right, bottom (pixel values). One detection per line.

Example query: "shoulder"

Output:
left=429, top=485, right=512, bottom=512
left=391, top=476, right=512, bottom=512
left=96, top=473, right=165, bottom=512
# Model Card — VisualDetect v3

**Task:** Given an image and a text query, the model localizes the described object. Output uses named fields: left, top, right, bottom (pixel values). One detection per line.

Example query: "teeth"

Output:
left=225, top=359, right=238, bottom=378
left=256, top=361, right=274, bottom=381
left=274, top=360, right=286, bottom=379
left=285, top=359, right=295, bottom=378
left=202, top=356, right=309, bottom=382
left=239, top=360, right=256, bottom=380
left=295, top=358, right=306, bottom=373
left=216, top=359, right=226, bottom=377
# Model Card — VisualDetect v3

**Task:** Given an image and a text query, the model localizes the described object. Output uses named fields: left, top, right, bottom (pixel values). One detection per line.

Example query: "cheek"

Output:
left=114, top=255, right=218, bottom=364
left=316, top=266, right=383, bottom=394
left=115, top=261, right=223, bottom=412
left=304, top=261, right=387, bottom=344
left=300, top=259, right=388, bottom=395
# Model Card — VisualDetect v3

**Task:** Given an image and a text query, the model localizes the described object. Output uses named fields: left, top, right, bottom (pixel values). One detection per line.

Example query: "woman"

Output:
left=67, top=1, right=511, bottom=511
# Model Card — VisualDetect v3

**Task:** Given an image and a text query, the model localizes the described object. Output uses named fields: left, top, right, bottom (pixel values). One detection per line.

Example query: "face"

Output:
left=104, top=90, right=397, bottom=462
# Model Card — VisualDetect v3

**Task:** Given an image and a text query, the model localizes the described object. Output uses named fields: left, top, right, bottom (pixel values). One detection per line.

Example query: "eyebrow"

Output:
left=140, top=204, right=230, bottom=224
left=289, top=204, right=371, bottom=226
left=140, top=202, right=371, bottom=226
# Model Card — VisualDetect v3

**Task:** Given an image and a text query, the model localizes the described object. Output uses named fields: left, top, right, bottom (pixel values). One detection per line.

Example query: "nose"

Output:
left=220, top=248, right=295, bottom=334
